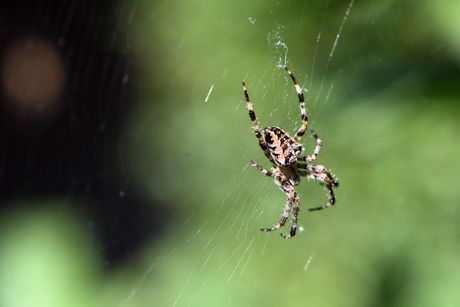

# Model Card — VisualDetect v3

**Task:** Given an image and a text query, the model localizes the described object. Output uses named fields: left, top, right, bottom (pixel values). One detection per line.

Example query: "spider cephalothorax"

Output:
left=243, top=67, right=338, bottom=239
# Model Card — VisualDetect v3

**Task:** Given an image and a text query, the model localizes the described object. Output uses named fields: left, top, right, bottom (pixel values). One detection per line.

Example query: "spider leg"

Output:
left=308, top=182, right=336, bottom=211
left=298, top=130, right=322, bottom=162
left=251, top=160, right=299, bottom=239
left=285, top=67, right=308, bottom=142
left=282, top=189, right=299, bottom=239
left=250, top=160, right=274, bottom=178
left=243, top=82, right=275, bottom=164
left=298, top=164, right=338, bottom=211
left=298, top=163, right=338, bottom=187
left=260, top=185, right=299, bottom=239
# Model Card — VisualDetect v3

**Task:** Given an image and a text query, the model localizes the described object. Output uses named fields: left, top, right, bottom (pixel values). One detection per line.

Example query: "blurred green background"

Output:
left=1, top=0, right=460, bottom=306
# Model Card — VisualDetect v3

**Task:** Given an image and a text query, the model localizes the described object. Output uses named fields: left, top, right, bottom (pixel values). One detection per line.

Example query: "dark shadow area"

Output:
left=0, top=0, right=167, bottom=267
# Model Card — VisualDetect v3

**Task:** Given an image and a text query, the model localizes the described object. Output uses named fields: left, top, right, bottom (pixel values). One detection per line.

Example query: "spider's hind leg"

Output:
left=243, top=82, right=275, bottom=164
left=285, top=67, right=308, bottom=142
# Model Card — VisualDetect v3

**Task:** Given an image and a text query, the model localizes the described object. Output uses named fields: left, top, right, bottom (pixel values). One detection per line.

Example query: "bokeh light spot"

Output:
left=1, top=37, right=65, bottom=120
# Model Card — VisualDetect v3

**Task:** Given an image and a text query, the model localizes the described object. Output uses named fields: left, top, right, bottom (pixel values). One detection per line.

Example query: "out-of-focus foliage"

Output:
left=1, top=0, right=459, bottom=306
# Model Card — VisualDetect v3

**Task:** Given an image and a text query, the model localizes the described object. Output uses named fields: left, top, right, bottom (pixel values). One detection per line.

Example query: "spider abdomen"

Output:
left=263, top=126, right=302, bottom=167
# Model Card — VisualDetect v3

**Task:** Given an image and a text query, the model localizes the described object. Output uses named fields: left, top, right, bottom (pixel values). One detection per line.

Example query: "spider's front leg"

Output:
left=251, top=160, right=299, bottom=239
left=298, top=164, right=338, bottom=211
left=277, top=185, right=299, bottom=239
left=308, top=177, right=338, bottom=211
left=259, top=185, right=299, bottom=239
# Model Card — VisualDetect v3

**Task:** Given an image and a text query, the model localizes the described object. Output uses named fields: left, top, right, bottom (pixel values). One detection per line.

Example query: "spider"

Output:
left=242, top=67, right=338, bottom=239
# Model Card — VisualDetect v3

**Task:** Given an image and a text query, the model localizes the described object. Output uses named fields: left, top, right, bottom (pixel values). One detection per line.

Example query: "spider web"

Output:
left=2, top=0, right=460, bottom=307
left=120, top=1, right=357, bottom=306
